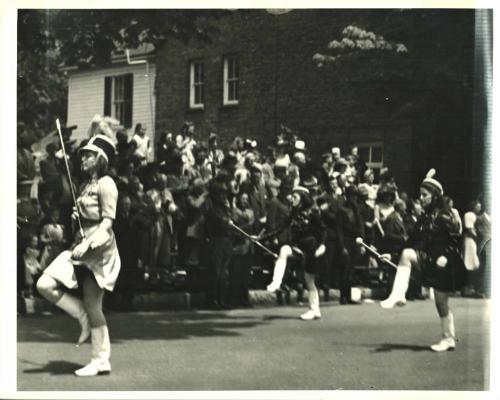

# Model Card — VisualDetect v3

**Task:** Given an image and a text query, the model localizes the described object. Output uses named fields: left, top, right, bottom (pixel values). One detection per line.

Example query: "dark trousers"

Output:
left=338, top=243, right=358, bottom=301
left=228, top=253, right=252, bottom=307
left=206, top=237, right=233, bottom=305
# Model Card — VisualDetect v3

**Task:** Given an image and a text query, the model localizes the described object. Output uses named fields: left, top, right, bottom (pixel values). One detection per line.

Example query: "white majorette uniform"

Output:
left=44, top=175, right=121, bottom=291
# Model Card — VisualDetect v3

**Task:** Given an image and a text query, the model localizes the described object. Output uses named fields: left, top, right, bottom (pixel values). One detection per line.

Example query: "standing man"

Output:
left=132, top=123, right=151, bottom=166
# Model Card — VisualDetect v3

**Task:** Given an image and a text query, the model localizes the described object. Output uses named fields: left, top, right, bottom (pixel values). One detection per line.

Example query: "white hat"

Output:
left=420, top=168, right=443, bottom=195
left=295, top=140, right=306, bottom=151
left=331, top=147, right=341, bottom=155
left=79, top=134, right=116, bottom=163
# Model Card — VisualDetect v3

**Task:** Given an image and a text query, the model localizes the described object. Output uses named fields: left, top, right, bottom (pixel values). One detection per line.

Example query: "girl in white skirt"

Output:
left=36, top=133, right=120, bottom=376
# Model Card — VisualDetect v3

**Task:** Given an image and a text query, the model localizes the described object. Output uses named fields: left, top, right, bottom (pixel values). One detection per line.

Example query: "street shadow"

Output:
left=370, top=343, right=431, bottom=353
left=21, top=360, right=82, bottom=375
left=262, top=315, right=301, bottom=321
left=18, top=311, right=269, bottom=344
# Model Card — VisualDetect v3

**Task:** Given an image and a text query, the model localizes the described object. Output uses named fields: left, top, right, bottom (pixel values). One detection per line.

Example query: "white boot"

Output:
left=267, top=256, right=288, bottom=292
left=300, top=288, right=321, bottom=320
left=431, top=312, right=456, bottom=352
left=380, top=265, right=411, bottom=309
left=55, top=293, right=90, bottom=346
left=75, top=325, right=112, bottom=376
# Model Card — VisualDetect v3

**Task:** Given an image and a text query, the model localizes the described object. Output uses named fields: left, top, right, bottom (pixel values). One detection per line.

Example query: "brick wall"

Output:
left=155, top=9, right=480, bottom=207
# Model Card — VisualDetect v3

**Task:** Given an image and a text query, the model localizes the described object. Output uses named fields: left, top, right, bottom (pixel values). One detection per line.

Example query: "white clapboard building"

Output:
left=63, top=45, right=156, bottom=147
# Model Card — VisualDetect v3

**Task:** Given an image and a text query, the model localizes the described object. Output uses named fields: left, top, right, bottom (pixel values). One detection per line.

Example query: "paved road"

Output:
left=17, top=298, right=490, bottom=391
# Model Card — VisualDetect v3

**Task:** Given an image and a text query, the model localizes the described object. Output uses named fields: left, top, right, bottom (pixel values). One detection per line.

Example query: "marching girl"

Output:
left=36, top=134, right=121, bottom=375
left=380, top=169, right=465, bottom=352
left=263, top=186, right=326, bottom=320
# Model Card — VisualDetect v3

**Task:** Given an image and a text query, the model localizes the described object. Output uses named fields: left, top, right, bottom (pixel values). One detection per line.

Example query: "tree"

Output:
left=50, top=9, right=229, bottom=68
left=17, top=9, right=230, bottom=140
left=17, top=10, right=67, bottom=141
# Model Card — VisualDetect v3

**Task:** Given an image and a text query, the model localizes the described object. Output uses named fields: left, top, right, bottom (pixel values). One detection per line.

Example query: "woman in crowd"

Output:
left=36, top=133, right=121, bottom=376
left=380, top=169, right=465, bottom=352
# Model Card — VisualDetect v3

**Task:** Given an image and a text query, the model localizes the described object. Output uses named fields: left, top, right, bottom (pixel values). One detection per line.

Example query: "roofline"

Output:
left=60, top=52, right=156, bottom=73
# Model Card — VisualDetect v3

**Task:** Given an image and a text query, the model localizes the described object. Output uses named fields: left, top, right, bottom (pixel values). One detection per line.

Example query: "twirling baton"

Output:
left=356, top=237, right=398, bottom=269
left=55, top=119, right=85, bottom=238
left=229, top=221, right=278, bottom=258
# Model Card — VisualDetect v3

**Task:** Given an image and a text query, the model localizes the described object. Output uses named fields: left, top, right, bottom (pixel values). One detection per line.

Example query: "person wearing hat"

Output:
left=262, top=185, right=326, bottom=320
left=36, top=133, right=120, bottom=376
left=336, top=185, right=365, bottom=305
left=380, top=169, right=466, bottom=352
left=203, top=177, right=235, bottom=309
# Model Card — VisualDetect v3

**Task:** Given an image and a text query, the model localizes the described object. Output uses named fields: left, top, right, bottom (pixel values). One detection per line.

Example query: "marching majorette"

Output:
left=380, top=169, right=465, bottom=352
left=36, top=132, right=121, bottom=376
left=263, top=185, right=326, bottom=320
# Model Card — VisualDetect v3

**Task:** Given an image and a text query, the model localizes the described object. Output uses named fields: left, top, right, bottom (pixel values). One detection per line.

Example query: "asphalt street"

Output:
left=17, top=298, right=490, bottom=391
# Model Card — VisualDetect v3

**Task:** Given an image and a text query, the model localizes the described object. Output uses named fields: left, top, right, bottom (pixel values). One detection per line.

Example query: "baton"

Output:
left=55, top=119, right=85, bottom=239
left=356, top=237, right=398, bottom=269
left=229, top=221, right=278, bottom=258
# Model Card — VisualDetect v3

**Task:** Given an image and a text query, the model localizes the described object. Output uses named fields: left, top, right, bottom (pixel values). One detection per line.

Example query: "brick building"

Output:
left=153, top=9, right=486, bottom=209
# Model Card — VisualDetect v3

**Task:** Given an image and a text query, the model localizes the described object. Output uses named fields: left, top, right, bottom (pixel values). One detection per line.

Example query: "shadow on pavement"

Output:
left=18, top=311, right=269, bottom=343
left=262, top=315, right=301, bottom=321
left=21, top=359, right=83, bottom=375
left=370, top=343, right=431, bottom=352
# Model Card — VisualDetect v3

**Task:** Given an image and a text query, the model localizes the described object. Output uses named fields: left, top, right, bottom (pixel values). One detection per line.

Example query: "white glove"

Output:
left=314, top=244, right=326, bottom=258
left=168, top=203, right=178, bottom=213
left=436, top=256, right=448, bottom=268
left=88, top=228, right=111, bottom=249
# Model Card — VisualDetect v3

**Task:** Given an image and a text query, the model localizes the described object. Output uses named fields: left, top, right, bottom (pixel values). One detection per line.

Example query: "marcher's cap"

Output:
left=331, top=147, right=341, bottom=156
left=420, top=168, right=443, bottom=196
left=79, top=134, right=116, bottom=164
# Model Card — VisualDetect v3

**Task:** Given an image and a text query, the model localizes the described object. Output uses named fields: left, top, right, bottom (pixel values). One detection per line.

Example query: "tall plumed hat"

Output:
left=87, top=114, right=119, bottom=140
left=79, top=134, right=116, bottom=164
left=420, top=168, right=443, bottom=196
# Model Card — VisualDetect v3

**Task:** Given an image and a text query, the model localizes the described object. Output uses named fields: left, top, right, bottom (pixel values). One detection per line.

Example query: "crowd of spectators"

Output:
left=17, top=118, right=491, bottom=311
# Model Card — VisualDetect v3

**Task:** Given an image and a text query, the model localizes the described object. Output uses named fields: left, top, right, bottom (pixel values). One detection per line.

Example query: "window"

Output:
left=104, top=74, right=133, bottom=128
left=223, top=56, right=239, bottom=105
left=357, top=142, right=384, bottom=178
left=189, top=61, right=204, bottom=109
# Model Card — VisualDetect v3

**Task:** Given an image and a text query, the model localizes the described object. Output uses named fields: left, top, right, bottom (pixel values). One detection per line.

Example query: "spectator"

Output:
left=132, top=123, right=152, bottom=165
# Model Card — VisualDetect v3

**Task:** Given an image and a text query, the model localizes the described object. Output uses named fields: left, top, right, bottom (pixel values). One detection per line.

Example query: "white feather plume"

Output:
left=426, top=168, right=436, bottom=179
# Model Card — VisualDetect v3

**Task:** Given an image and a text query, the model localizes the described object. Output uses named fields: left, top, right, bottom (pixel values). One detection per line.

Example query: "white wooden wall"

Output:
left=66, top=63, right=156, bottom=147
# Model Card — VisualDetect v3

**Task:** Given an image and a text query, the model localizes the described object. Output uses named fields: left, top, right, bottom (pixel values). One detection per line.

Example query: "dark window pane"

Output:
left=372, top=146, right=383, bottom=163
left=358, top=146, right=370, bottom=162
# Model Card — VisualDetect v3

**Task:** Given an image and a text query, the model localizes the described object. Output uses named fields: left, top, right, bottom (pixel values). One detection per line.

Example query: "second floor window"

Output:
left=189, top=61, right=204, bottom=109
left=104, top=73, right=133, bottom=128
left=223, top=56, right=239, bottom=105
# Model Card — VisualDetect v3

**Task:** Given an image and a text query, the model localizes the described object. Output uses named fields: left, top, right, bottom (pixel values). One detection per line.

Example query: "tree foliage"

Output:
left=311, top=9, right=475, bottom=120
left=17, top=9, right=230, bottom=141
left=50, top=9, right=229, bottom=67
left=18, top=10, right=67, bottom=141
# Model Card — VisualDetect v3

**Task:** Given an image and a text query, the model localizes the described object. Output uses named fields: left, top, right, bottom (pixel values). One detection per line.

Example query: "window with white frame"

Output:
left=104, top=73, right=133, bottom=128
left=223, top=56, right=239, bottom=105
left=189, top=61, right=204, bottom=109
left=357, top=142, right=384, bottom=178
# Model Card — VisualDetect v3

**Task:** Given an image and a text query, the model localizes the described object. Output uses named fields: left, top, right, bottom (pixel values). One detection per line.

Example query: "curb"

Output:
left=21, top=287, right=388, bottom=315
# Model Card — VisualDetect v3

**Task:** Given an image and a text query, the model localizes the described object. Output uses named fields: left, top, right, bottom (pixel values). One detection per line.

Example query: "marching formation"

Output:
left=16, top=115, right=490, bottom=376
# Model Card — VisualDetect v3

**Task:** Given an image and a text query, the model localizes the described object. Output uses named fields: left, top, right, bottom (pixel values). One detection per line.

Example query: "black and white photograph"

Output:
left=1, top=1, right=496, bottom=398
